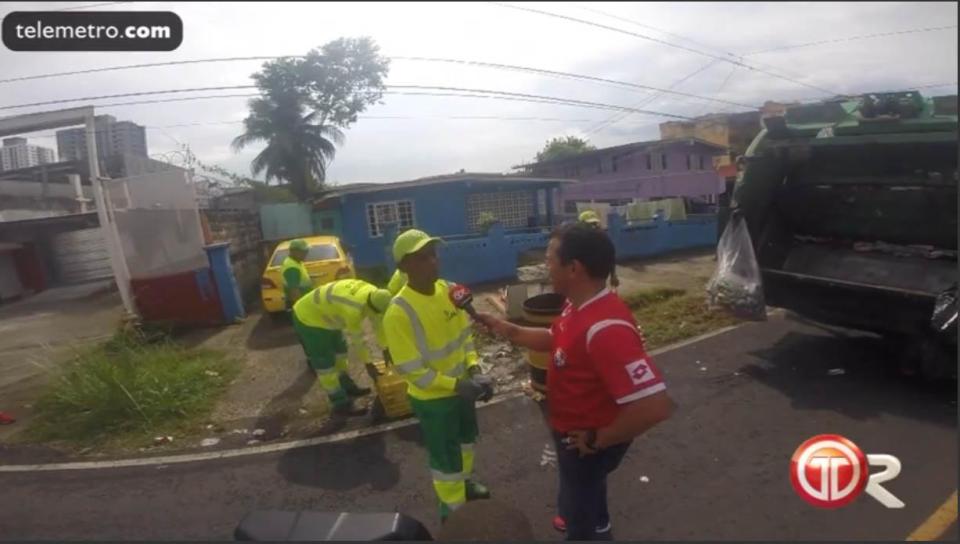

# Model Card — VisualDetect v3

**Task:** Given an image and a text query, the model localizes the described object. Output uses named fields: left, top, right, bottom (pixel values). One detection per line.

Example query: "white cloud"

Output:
left=1, top=1, right=956, bottom=183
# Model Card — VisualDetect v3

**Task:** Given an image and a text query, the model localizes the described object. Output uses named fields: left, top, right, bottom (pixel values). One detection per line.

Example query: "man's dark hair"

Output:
left=550, top=223, right=615, bottom=280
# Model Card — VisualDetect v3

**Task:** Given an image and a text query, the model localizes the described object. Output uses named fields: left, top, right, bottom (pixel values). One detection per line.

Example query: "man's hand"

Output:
left=455, top=378, right=484, bottom=403
left=472, top=373, right=495, bottom=402
left=474, top=312, right=511, bottom=337
left=563, top=429, right=599, bottom=457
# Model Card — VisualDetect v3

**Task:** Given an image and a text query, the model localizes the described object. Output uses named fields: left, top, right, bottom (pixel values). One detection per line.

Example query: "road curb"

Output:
left=0, top=316, right=757, bottom=473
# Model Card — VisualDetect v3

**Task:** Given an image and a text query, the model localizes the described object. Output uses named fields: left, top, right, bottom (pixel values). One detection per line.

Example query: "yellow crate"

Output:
left=371, top=360, right=413, bottom=419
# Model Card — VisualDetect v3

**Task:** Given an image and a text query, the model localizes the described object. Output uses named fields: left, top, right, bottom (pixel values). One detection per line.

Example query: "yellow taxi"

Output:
left=261, top=235, right=355, bottom=313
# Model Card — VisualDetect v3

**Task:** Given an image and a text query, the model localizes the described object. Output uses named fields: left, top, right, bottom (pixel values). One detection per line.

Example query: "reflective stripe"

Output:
left=326, top=283, right=365, bottom=311
left=463, top=341, right=475, bottom=353
left=447, top=500, right=465, bottom=511
left=414, top=370, right=439, bottom=389
left=395, top=358, right=425, bottom=374
left=432, top=470, right=465, bottom=482
left=445, top=362, right=465, bottom=379
left=391, top=298, right=471, bottom=362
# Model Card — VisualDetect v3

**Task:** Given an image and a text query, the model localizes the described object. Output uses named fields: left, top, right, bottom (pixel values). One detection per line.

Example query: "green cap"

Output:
left=289, top=239, right=309, bottom=252
left=392, top=229, right=442, bottom=264
left=368, top=289, right=393, bottom=313
left=578, top=210, right=601, bottom=224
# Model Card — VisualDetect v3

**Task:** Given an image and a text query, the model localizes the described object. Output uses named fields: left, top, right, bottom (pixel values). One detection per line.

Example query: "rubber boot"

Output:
left=339, top=373, right=372, bottom=397
left=465, top=480, right=491, bottom=501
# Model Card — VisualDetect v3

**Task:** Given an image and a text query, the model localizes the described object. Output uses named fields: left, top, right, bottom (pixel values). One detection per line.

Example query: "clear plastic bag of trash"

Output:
left=931, top=283, right=957, bottom=344
left=707, top=212, right=766, bottom=321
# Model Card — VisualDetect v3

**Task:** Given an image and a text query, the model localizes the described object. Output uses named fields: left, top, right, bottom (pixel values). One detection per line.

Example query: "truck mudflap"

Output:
left=761, top=268, right=937, bottom=336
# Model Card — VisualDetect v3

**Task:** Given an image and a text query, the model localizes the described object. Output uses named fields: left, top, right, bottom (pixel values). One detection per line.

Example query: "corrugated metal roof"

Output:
left=315, top=172, right=574, bottom=201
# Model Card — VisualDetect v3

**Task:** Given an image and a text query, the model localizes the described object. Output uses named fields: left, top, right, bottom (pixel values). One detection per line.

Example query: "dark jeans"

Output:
left=553, top=431, right=631, bottom=541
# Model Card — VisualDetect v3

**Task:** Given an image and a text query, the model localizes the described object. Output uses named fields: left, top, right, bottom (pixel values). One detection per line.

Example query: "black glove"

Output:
left=473, top=374, right=495, bottom=402
left=455, top=377, right=484, bottom=403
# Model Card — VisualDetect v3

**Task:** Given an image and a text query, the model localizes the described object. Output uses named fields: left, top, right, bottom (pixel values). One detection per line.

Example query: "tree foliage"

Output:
left=232, top=37, right=389, bottom=201
left=535, top=135, right=596, bottom=163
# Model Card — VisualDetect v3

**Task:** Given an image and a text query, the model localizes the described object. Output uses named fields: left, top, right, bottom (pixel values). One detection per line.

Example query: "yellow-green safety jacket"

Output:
left=382, top=280, right=479, bottom=401
left=293, top=279, right=387, bottom=361
left=281, top=256, right=313, bottom=307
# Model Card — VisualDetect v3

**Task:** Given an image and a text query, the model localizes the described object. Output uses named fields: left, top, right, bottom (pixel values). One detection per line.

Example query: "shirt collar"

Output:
left=577, top=287, right=611, bottom=311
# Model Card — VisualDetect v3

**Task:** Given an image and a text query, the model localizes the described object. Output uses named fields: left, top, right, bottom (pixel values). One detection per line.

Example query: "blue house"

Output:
left=313, top=173, right=572, bottom=271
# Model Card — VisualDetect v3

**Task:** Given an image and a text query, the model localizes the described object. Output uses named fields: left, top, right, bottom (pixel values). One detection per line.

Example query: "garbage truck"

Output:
left=729, top=90, right=958, bottom=379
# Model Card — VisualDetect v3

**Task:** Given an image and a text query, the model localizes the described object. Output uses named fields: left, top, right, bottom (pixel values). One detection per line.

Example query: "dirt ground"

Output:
left=167, top=248, right=718, bottom=453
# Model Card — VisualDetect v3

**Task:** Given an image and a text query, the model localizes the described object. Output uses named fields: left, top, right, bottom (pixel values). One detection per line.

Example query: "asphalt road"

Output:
left=0, top=314, right=956, bottom=541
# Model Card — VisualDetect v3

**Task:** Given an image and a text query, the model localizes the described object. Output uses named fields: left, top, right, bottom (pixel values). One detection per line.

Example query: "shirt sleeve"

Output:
left=588, top=321, right=666, bottom=405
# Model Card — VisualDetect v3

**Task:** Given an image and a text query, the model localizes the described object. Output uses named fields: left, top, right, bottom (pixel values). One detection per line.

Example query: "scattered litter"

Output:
left=298, top=408, right=308, bottom=415
left=230, top=429, right=249, bottom=435
left=156, top=465, right=168, bottom=470
left=733, top=372, right=741, bottom=376
left=200, top=438, right=220, bottom=447
left=22, top=404, right=31, bottom=409
left=540, top=443, right=558, bottom=468
left=479, top=360, right=494, bottom=374
left=699, top=367, right=708, bottom=372
left=205, top=424, right=215, bottom=430
left=695, top=360, right=701, bottom=366
left=246, top=439, right=262, bottom=446
left=153, top=436, right=173, bottom=446
left=0, top=412, right=16, bottom=425
left=828, top=368, right=846, bottom=376
left=252, top=429, right=266, bottom=438
left=640, top=476, right=650, bottom=483
left=204, top=370, right=220, bottom=378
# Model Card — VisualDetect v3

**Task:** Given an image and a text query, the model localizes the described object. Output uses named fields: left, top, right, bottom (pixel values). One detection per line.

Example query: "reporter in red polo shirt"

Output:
left=477, top=223, right=674, bottom=541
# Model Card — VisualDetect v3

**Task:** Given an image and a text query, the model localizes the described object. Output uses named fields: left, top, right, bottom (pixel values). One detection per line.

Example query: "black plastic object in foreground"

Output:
left=234, top=511, right=432, bottom=541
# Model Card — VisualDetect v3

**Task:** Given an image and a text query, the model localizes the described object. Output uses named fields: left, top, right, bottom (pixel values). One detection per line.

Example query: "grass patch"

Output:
left=629, top=286, right=743, bottom=350
left=24, top=329, right=238, bottom=449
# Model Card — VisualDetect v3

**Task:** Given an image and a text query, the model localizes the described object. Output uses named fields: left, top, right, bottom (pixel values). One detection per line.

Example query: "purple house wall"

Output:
left=520, top=138, right=727, bottom=213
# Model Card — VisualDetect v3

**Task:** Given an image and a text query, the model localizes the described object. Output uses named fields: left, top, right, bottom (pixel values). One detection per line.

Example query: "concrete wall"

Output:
left=202, top=209, right=264, bottom=302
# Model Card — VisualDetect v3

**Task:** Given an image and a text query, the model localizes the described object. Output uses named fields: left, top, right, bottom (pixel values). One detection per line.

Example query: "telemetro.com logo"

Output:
left=790, top=434, right=904, bottom=509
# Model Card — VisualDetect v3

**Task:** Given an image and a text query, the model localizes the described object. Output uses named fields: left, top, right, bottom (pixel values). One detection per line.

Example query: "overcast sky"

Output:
left=1, top=1, right=957, bottom=185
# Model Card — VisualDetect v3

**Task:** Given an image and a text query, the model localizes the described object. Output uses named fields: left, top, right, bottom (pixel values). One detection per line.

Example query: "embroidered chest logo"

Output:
left=554, top=348, right=567, bottom=368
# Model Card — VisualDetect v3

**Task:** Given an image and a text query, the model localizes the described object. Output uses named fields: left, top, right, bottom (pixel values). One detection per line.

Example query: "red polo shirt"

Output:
left=548, top=288, right=666, bottom=433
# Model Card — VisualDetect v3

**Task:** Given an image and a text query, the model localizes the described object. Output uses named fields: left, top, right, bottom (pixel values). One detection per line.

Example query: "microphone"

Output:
left=448, top=283, right=479, bottom=320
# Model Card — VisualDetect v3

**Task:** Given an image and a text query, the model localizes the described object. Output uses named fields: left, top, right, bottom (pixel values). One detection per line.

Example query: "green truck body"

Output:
left=732, top=91, right=957, bottom=372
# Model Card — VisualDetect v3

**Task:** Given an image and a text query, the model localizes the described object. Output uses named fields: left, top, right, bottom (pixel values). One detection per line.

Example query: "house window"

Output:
left=366, top=200, right=415, bottom=237
left=686, top=155, right=693, bottom=170
left=596, top=159, right=603, bottom=174
left=612, top=155, right=619, bottom=173
left=645, top=154, right=652, bottom=170
left=699, top=155, right=706, bottom=170
left=466, top=190, right=532, bottom=233
left=661, top=154, right=668, bottom=170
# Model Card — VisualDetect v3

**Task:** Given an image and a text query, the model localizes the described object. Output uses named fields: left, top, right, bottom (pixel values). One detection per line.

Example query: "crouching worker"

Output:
left=292, top=279, right=393, bottom=416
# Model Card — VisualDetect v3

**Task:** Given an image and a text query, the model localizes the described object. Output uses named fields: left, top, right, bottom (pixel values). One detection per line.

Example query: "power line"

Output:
left=744, top=25, right=958, bottom=55
left=391, top=57, right=757, bottom=108
left=1, top=84, right=697, bottom=119
left=0, top=53, right=757, bottom=108
left=489, top=1, right=839, bottom=96
left=584, top=60, right=720, bottom=137
left=56, top=1, right=131, bottom=10
left=571, top=4, right=741, bottom=61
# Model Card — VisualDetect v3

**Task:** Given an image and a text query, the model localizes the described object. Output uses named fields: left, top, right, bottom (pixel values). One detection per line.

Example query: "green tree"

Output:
left=535, top=135, right=596, bottom=163
left=233, top=37, right=390, bottom=201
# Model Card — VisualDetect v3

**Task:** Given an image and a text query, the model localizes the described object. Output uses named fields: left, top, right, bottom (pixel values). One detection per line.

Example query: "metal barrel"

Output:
left=520, top=293, right=565, bottom=394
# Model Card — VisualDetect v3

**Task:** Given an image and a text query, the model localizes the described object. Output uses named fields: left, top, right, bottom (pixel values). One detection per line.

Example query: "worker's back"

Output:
left=294, top=279, right=376, bottom=330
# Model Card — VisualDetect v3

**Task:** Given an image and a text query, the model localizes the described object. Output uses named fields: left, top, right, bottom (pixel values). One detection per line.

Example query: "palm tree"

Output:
left=231, top=89, right=344, bottom=201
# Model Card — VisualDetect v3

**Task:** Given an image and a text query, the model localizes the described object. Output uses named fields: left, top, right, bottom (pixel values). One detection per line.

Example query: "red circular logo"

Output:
left=790, top=434, right=868, bottom=509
